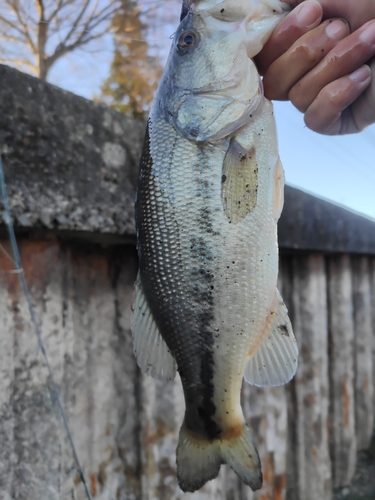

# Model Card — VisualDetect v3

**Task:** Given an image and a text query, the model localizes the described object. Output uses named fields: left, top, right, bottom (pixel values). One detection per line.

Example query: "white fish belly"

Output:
left=149, top=98, right=281, bottom=431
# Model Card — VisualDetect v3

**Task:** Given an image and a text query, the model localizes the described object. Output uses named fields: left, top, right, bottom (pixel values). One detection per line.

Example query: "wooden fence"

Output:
left=0, top=64, right=374, bottom=500
left=1, top=240, right=374, bottom=500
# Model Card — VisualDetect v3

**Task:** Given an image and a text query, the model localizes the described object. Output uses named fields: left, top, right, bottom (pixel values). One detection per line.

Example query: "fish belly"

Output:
left=137, top=98, right=280, bottom=438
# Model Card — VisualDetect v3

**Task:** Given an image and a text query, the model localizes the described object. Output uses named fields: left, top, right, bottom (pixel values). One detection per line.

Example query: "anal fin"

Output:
left=131, top=273, right=177, bottom=382
left=245, top=289, right=298, bottom=387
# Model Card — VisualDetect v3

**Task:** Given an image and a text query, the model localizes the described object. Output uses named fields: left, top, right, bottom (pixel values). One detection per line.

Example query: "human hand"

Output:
left=256, top=0, right=375, bottom=135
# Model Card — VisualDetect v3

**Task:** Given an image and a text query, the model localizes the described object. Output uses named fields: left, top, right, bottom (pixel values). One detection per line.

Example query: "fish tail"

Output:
left=176, top=421, right=262, bottom=492
left=220, top=424, right=262, bottom=490
left=176, top=422, right=222, bottom=492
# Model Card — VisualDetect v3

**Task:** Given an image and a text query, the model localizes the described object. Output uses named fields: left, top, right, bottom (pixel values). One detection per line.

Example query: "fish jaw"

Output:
left=158, top=0, right=287, bottom=143
left=188, top=0, right=290, bottom=57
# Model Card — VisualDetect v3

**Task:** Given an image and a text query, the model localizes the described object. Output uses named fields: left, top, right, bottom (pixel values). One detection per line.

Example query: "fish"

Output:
left=131, top=0, right=298, bottom=492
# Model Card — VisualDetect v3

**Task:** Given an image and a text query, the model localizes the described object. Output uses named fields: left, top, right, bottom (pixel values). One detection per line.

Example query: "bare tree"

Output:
left=0, top=0, right=122, bottom=80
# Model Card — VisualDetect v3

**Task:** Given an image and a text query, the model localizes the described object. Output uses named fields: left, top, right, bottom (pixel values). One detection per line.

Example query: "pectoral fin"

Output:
left=222, top=138, right=258, bottom=224
left=131, top=273, right=177, bottom=382
left=244, top=289, right=298, bottom=387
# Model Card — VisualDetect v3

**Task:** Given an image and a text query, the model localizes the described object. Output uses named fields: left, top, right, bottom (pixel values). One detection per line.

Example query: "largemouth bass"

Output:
left=131, top=0, right=298, bottom=492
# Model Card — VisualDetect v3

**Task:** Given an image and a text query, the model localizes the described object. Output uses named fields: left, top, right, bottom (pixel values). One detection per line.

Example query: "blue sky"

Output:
left=46, top=2, right=375, bottom=222
left=274, top=102, right=375, bottom=220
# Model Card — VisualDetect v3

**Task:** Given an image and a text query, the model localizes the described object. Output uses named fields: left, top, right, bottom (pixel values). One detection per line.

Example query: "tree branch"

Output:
left=0, top=0, right=124, bottom=80
left=5, top=2, right=37, bottom=53
left=0, top=34, right=27, bottom=43
left=47, top=26, right=109, bottom=68
left=57, top=0, right=91, bottom=47
left=46, top=0, right=64, bottom=23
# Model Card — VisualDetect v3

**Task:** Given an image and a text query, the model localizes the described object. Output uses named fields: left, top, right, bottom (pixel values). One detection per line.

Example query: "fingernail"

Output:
left=349, top=65, right=371, bottom=83
left=325, top=20, right=348, bottom=41
left=360, top=22, right=375, bottom=46
left=296, top=1, right=321, bottom=28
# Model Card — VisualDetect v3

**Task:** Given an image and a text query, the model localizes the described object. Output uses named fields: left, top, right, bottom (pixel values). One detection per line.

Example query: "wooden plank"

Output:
left=0, top=240, right=17, bottom=496
left=110, top=246, right=143, bottom=499
left=0, top=239, right=69, bottom=499
left=291, top=254, right=331, bottom=500
left=327, top=255, right=356, bottom=487
left=370, top=257, right=375, bottom=416
left=242, top=384, right=288, bottom=500
left=65, top=244, right=141, bottom=500
left=351, top=256, right=374, bottom=451
left=279, top=255, right=299, bottom=500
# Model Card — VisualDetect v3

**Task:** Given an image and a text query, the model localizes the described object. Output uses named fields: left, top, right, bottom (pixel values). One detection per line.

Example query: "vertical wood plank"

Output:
left=0, top=240, right=69, bottom=499
left=352, top=256, right=374, bottom=450
left=108, top=246, right=141, bottom=499
left=241, top=383, right=288, bottom=500
left=327, top=255, right=356, bottom=487
left=370, top=257, right=375, bottom=416
left=279, top=255, right=299, bottom=500
left=0, top=240, right=17, bottom=497
left=67, top=245, right=141, bottom=500
left=291, top=254, right=331, bottom=500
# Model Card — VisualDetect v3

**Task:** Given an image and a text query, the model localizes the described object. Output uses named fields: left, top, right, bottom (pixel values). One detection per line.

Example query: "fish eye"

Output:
left=177, top=30, right=199, bottom=51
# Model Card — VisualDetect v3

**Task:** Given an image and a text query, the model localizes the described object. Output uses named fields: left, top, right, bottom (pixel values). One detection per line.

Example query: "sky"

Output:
left=46, top=1, right=375, bottom=222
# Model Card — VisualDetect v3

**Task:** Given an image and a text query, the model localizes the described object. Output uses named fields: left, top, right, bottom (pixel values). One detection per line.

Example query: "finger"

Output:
left=289, top=20, right=375, bottom=112
left=303, top=65, right=372, bottom=134
left=349, top=57, right=375, bottom=131
left=263, top=19, right=349, bottom=100
left=256, top=0, right=323, bottom=75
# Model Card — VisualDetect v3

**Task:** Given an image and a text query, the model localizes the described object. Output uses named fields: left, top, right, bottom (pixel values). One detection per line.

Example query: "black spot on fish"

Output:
left=222, top=174, right=227, bottom=183
left=278, top=324, right=289, bottom=337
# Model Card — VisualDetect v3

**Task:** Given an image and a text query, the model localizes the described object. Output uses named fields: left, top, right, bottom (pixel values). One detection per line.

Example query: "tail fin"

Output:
left=220, top=425, right=262, bottom=490
left=176, top=422, right=262, bottom=492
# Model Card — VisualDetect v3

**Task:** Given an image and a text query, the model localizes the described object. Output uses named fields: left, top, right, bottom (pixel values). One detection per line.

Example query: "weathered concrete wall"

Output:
left=0, top=64, right=144, bottom=239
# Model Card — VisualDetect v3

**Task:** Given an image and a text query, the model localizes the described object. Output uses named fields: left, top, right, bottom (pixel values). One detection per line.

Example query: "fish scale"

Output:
left=132, top=0, right=298, bottom=492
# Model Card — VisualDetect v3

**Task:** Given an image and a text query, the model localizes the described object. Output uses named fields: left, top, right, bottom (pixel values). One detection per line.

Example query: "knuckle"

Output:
left=289, top=82, right=310, bottom=112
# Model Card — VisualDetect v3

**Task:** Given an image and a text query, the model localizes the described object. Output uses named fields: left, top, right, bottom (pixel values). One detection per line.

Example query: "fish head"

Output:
left=160, top=0, right=289, bottom=143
